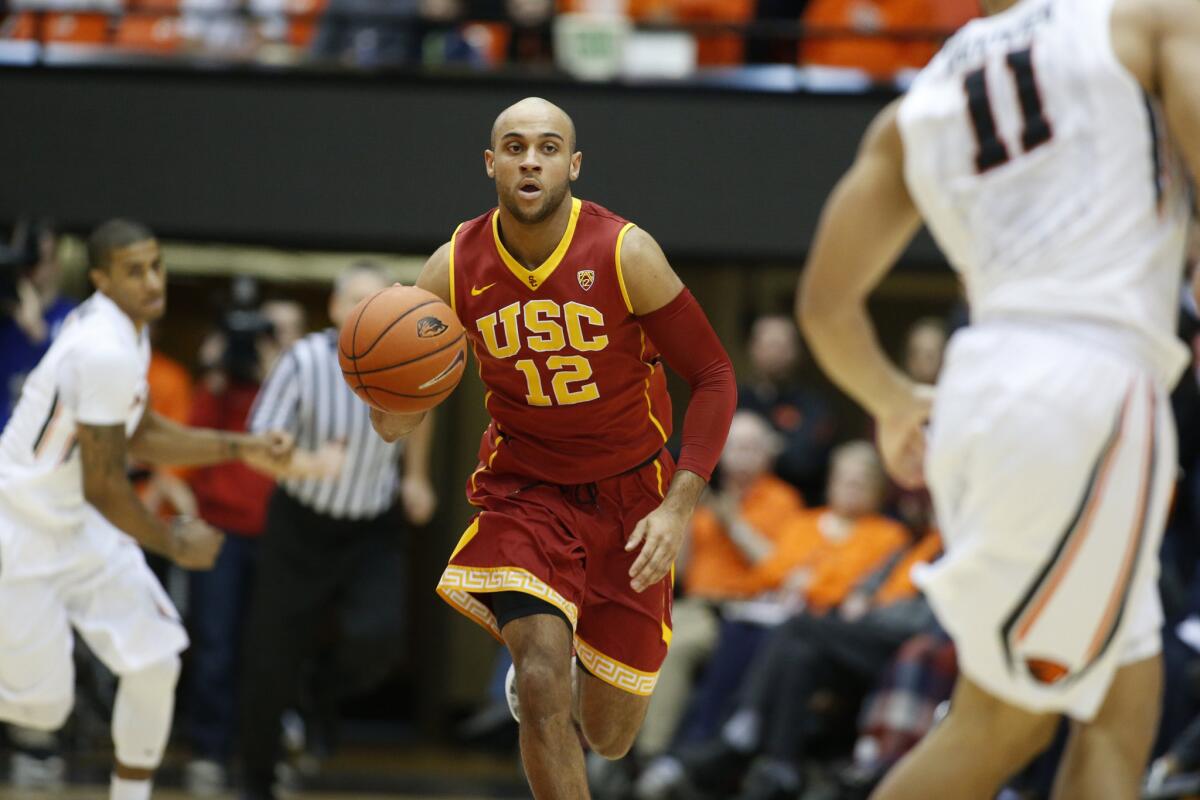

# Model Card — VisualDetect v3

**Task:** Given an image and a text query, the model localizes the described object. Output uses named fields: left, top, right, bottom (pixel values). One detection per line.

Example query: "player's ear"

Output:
left=88, top=267, right=108, bottom=295
left=484, top=149, right=496, bottom=179
left=570, top=151, right=582, bottom=182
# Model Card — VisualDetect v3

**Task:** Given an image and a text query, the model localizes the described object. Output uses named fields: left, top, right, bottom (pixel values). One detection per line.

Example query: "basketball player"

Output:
left=0, top=219, right=293, bottom=800
left=797, top=0, right=1200, bottom=797
left=371, top=98, right=737, bottom=798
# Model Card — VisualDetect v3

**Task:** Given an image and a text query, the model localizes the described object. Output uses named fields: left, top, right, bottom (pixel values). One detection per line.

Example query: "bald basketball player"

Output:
left=798, top=0, right=1200, bottom=797
left=372, top=98, right=737, bottom=799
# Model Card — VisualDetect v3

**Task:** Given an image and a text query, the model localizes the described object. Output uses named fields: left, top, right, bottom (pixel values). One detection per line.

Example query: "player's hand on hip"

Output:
left=876, top=384, right=934, bottom=490
left=369, top=408, right=426, bottom=443
left=401, top=475, right=437, bottom=525
left=626, top=505, right=687, bottom=593
left=168, top=518, right=225, bottom=570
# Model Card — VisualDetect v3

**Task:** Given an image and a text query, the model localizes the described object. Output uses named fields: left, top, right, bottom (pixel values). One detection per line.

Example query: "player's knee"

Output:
left=582, top=719, right=637, bottom=760
left=121, top=653, right=182, bottom=695
left=943, top=689, right=1056, bottom=758
left=513, top=654, right=571, bottom=721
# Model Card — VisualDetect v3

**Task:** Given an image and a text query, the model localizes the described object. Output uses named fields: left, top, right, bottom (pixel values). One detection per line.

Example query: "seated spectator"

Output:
left=646, top=528, right=941, bottom=800
left=839, top=630, right=956, bottom=798
left=801, top=0, right=976, bottom=81
left=636, top=411, right=806, bottom=763
left=0, top=219, right=74, bottom=431
left=641, top=441, right=907, bottom=784
left=311, top=0, right=422, bottom=66
left=738, top=313, right=837, bottom=503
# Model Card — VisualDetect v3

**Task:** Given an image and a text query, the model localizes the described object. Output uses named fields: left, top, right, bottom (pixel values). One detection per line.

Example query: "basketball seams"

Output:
left=338, top=286, right=467, bottom=414
left=344, top=298, right=443, bottom=360
left=339, top=330, right=466, bottom=377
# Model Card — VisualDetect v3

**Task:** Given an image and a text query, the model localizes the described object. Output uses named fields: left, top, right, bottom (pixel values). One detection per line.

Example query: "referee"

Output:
left=236, top=263, right=434, bottom=800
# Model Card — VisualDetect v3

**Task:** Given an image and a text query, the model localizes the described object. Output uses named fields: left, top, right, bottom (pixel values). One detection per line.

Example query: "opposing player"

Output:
left=372, top=98, right=737, bottom=798
left=798, top=0, right=1200, bottom=797
left=0, top=219, right=293, bottom=800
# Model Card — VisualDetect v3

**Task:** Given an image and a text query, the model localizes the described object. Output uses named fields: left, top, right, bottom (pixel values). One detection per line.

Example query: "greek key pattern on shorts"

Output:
left=437, top=565, right=580, bottom=629
left=439, top=587, right=502, bottom=639
left=574, top=637, right=658, bottom=697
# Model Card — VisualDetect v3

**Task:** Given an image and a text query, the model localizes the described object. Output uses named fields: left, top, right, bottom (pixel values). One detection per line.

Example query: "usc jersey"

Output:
left=450, top=197, right=672, bottom=485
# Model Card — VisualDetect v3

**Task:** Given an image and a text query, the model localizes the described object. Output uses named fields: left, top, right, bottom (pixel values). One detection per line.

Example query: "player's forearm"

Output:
left=129, top=411, right=254, bottom=466
left=85, top=479, right=174, bottom=557
left=638, top=290, right=737, bottom=481
left=660, top=470, right=707, bottom=518
left=404, top=410, right=435, bottom=480
left=798, top=298, right=916, bottom=420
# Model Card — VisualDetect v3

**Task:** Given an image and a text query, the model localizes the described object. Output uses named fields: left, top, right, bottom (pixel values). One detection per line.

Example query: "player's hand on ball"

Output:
left=876, top=384, right=934, bottom=490
left=626, top=505, right=688, bottom=593
left=369, top=408, right=426, bottom=443
left=169, top=518, right=225, bottom=570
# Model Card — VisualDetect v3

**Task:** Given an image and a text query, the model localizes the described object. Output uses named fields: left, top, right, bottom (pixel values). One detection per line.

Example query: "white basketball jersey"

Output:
left=0, top=292, right=150, bottom=533
left=899, top=0, right=1191, bottom=384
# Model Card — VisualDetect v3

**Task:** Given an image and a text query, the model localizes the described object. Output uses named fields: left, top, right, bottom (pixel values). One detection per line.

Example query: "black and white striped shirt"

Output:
left=250, top=330, right=402, bottom=520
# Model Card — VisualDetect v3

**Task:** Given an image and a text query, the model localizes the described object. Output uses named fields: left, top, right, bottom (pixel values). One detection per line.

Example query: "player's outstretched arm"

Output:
left=797, top=101, right=930, bottom=489
left=129, top=409, right=294, bottom=468
left=78, top=422, right=224, bottom=570
left=620, top=227, right=737, bottom=592
left=370, top=241, right=452, bottom=442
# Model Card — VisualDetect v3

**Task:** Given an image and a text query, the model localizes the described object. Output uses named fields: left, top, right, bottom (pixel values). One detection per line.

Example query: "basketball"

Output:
left=338, top=285, right=467, bottom=414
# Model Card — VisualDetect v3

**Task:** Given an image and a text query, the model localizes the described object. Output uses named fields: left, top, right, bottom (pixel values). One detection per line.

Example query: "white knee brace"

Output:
left=112, top=655, right=181, bottom=770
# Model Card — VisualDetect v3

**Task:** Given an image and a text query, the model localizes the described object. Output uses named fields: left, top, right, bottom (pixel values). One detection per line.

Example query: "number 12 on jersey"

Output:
left=965, top=47, right=1054, bottom=173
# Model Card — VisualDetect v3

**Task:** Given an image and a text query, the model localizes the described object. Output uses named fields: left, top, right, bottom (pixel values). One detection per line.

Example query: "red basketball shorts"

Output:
left=436, top=450, right=676, bottom=697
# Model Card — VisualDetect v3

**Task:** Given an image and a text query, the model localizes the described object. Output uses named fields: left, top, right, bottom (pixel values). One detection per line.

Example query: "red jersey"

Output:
left=450, top=197, right=673, bottom=485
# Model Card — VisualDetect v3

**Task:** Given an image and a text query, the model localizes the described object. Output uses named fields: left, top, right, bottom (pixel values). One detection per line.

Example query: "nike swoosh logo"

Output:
left=471, top=283, right=497, bottom=296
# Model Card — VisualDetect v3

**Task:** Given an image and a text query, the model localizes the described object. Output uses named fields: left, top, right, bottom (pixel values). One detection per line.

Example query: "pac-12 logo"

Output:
left=577, top=270, right=595, bottom=291
left=416, top=316, right=449, bottom=338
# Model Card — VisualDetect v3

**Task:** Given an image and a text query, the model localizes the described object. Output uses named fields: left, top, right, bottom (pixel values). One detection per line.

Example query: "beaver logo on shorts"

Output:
left=1025, top=657, right=1069, bottom=685
left=416, top=316, right=449, bottom=338
left=577, top=270, right=595, bottom=291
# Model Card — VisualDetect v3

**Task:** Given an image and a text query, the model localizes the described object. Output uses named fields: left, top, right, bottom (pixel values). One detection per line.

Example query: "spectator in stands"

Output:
left=840, top=630, right=956, bottom=798
left=738, top=313, right=836, bottom=503
left=311, top=0, right=423, bottom=66
left=646, top=528, right=941, bottom=800
left=654, top=443, right=906, bottom=763
left=801, top=0, right=976, bottom=82
left=635, top=411, right=806, bottom=763
left=0, top=219, right=74, bottom=430
left=260, top=299, right=307, bottom=355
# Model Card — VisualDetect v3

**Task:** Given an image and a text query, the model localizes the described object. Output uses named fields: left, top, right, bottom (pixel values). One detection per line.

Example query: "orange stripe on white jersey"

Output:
left=1083, top=382, right=1157, bottom=662
left=1014, top=384, right=1134, bottom=645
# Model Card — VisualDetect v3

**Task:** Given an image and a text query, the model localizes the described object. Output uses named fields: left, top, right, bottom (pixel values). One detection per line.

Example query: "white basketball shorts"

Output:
left=0, top=505, right=188, bottom=719
left=916, top=321, right=1174, bottom=722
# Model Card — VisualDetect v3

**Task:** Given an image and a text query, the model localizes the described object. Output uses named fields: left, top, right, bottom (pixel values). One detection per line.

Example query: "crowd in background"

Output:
left=0, top=0, right=980, bottom=79
left=4, top=219, right=1200, bottom=800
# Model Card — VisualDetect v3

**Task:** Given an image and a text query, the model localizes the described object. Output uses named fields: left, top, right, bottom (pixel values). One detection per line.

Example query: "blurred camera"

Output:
left=220, top=308, right=274, bottom=384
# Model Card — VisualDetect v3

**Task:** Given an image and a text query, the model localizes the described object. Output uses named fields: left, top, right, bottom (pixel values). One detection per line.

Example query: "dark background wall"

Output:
left=0, top=65, right=945, bottom=263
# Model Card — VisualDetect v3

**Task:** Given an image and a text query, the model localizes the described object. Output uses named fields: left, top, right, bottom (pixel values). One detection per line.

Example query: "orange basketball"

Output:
left=338, top=285, right=467, bottom=414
